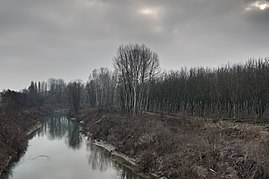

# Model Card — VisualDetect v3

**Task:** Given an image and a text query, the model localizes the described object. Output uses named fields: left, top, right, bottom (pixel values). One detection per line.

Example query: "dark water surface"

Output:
left=3, top=115, right=144, bottom=179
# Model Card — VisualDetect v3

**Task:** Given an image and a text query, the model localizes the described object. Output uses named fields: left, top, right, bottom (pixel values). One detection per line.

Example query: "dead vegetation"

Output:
left=83, top=110, right=269, bottom=179
left=0, top=110, right=43, bottom=175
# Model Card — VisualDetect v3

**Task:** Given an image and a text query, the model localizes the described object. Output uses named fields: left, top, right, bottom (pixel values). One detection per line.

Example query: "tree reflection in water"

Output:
left=86, top=142, right=143, bottom=179
left=40, top=115, right=83, bottom=150
left=3, top=115, right=145, bottom=179
left=87, top=142, right=111, bottom=171
left=44, top=116, right=143, bottom=178
left=66, top=120, right=82, bottom=149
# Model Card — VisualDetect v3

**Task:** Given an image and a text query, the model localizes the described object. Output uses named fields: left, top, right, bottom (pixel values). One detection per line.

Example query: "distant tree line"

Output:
left=148, top=59, right=269, bottom=119
left=86, top=44, right=269, bottom=119
left=0, top=90, right=28, bottom=115
left=1, top=43, right=269, bottom=119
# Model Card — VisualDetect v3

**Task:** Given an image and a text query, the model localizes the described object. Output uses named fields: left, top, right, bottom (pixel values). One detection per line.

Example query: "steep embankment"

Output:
left=82, top=110, right=269, bottom=179
left=0, top=110, right=43, bottom=175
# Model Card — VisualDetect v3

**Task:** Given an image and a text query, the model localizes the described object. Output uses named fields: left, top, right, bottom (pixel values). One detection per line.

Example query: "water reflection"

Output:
left=87, top=142, right=143, bottom=179
left=36, top=116, right=83, bottom=150
left=2, top=115, right=146, bottom=179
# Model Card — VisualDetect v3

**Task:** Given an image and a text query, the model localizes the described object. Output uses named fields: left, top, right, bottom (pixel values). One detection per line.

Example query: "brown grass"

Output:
left=82, top=110, right=269, bottom=179
left=0, top=110, right=43, bottom=175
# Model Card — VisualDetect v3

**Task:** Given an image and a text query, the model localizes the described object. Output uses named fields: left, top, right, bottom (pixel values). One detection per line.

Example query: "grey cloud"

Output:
left=0, top=0, right=268, bottom=90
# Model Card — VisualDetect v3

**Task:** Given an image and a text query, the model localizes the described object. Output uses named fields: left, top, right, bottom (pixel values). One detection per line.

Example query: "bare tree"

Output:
left=86, top=68, right=117, bottom=110
left=48, top=78, right=67, bottom=104
left=67, top=80, right=84, bottom=116
left=113, top=43, right=160, bottom=114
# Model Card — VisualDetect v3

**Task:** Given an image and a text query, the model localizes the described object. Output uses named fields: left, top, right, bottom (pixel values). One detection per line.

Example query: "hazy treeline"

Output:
left=1, top=43, right=269, bottom=119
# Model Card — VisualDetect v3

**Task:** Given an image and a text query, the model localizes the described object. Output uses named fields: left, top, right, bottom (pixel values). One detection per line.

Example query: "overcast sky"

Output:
left=1, top=0, right=269, bottom=90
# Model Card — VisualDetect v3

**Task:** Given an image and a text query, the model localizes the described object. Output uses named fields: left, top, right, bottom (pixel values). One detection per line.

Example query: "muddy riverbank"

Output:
left=82, top=110, right=269, bottom=179
left=0, top=110, right=44, bottom=176
left=91, top=138, right=156, bottom=179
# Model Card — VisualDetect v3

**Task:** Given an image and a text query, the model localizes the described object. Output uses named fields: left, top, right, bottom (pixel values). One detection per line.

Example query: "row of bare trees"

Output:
left=86, top=68, right=117, bottom=109
left=2, top=43, right=268, bottom=119
left=86, top=44, right=269, bottom=119
left=148, top=59, right=269, bottom=119
left=0, top=79, right=85, bottom=116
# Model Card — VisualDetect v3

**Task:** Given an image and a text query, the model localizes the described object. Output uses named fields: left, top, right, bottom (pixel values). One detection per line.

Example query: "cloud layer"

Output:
left=0, top=0, right=269, bottom=90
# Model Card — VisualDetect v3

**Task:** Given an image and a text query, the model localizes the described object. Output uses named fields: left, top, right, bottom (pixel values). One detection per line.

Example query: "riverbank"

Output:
left=0, top=110, right=44, bottom=176
left=82, top=110, right=269, bottom=179
left=92, top=138, right=155, bottom=179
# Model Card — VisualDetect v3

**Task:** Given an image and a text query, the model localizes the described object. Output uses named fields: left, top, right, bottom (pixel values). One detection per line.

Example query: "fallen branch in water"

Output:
left=31, top=155, right=51, bottom=161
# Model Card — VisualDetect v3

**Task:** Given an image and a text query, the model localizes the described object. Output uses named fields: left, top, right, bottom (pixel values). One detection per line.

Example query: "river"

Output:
left=2, top=114, right=146, bottom=179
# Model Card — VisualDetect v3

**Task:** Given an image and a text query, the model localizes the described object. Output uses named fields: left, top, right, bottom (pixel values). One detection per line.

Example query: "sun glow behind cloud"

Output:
left=246, top=0, right=269, bottom=11
left=138, top=7, right=164, bottom=33
left=140, top=8, right=155, bottom=15
left=138, top=7, right=162, bottom=20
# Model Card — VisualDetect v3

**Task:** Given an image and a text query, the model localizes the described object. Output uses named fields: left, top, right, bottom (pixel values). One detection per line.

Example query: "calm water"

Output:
left=2, top=115, right=144, bottom=179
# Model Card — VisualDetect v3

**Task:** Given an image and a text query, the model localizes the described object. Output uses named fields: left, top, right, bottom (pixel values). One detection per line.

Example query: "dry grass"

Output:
left=0, top=110, right=43, bottom=175
left=83, top=110, right=269, bottom=179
